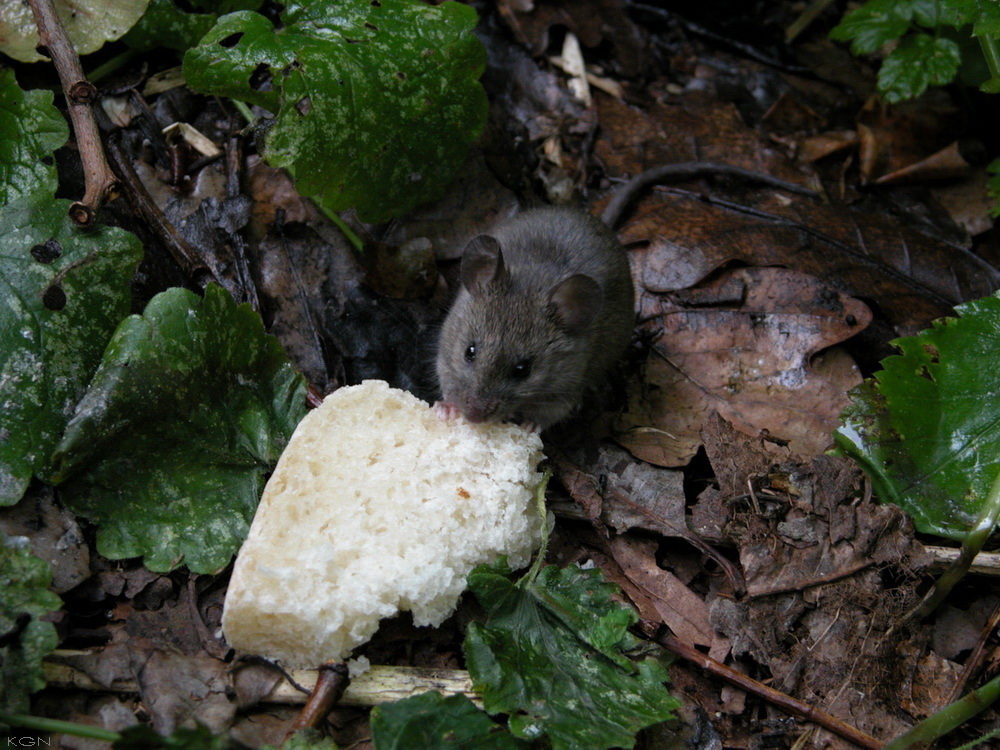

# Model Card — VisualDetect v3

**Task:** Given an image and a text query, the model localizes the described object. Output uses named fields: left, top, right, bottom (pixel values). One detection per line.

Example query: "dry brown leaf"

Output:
left=615, top=267, right=870, bottom=467
left=856, top=92, right=963, bottom=184
left=593, top=88, right=996, bottom=334
left=697, top=416, right=934, bottom=739
left=761, top=91, right=826, bottom=135
left=875, top=140, right=971, bottom=185
left=594, top=91, right=813, bottom=189
left=608, top=535, right=731, bottom=661
left=0, top=488, right=89, bottom=594
left=798, top=130, right=859, bottom=163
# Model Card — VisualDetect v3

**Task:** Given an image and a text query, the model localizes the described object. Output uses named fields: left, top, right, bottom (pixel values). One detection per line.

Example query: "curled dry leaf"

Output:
left=615, top=267, right=871, bottom=467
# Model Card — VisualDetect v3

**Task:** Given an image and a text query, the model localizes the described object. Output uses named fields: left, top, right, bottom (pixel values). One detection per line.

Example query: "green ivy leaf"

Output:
left=0, top=536, right=61, bottom=714
left=0, top=0, right=149, bottom=63
left=0, top=69, right=68, bottom=205
left=122, top=0, right=219, bottom=52
left=948, top=0, right=1000, bottom=35
left=122, top=0, right=263, bottom=52
left=835, top=292, right=1000, bottom=540
left=51, top=284, right=307, bottom=573
left=182, top=0, right=487, bottom=223
left=0, top=196, right=142, bottom=505
left=371, top=692, right=527, bottom=750
left=878, top=33, right=961, bottom=102
left=829, top=0, right=913, bottom=55
left=464, top=562, right=680, bottom=750
left=911, top=0, right=964, bottom=28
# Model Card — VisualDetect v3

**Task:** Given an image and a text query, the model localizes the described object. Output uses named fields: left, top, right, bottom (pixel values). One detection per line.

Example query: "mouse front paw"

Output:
left=433, top=401, right=462, bottom=421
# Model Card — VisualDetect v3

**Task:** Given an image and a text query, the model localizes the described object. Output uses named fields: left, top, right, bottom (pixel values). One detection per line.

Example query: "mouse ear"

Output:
left=549, top=274, right=602, bottom=333
left=460, top=235, right=505, bottom=297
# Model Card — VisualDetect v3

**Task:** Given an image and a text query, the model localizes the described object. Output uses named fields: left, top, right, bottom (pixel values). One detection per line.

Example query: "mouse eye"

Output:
left=464, top=343, right=477, bottom=363
left=511, top=358, right=532, bottom=379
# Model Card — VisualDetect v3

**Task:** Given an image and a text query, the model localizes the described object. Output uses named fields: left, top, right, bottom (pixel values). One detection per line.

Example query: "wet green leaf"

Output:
left=0, top=536, right=61, bottom=713
left=52, top=284, right=307, bottom=573
left=122, top=0, right=262, bottom=52
left=183, top=0, right=487, bottom=223
left=878, top=34, right=962, bottom=102
left=371, top=692, right=526, bottom=750
left=830, top=0, right=912, bottom=54
left=835, top=292, right=1000, bottom=540
left=0, top=0, right=149, bottom=63
left=0, top=69, right=68, bottom=205
left=464, top=562, right=680, bottom=750
left=0, top=197, right=142, bottom=505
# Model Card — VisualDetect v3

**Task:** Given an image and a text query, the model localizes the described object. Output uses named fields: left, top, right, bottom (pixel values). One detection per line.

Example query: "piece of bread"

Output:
left=222, top=380, right=545, bottom=667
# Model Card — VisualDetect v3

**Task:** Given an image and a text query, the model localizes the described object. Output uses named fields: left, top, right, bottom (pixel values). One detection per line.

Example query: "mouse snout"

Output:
left=462, top=395, right=499, bottom=423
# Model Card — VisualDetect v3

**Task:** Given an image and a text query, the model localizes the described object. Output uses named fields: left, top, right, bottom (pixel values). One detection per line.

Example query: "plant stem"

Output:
left=231, top=99, right=255, bottom=125
left=978, top=36, right=1000, bottom=81
left=902, top=468, right=1000, bottom=626
left=0, top=711, right=120, bottom=741
left=519, top=467, right=553, bottom=587
left=883, top=671, right=1000, bottom=749
left=87, top=48, right=141, bottom=84
left=317, top=204, right=365, bottom=253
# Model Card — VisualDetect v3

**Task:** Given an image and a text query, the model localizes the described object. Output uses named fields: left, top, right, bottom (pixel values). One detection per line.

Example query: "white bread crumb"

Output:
left=222, top=380, right=545, bottom=667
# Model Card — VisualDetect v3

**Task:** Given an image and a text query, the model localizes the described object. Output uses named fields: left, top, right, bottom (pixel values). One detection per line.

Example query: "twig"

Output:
left=105, top=136, right=215, bottom=286
left=659, top=634, right=882, bottom=749
left=224, top=128, right=261, bottom=310
left=926, top=546, right=1000, bottom=575
left=284, top=661, right=350, bottom=740
left=43, top=652, right=477, bottom=707
left=28, top=0, right=119, bottom=226
left=942, top=599, right=1000, bottom=706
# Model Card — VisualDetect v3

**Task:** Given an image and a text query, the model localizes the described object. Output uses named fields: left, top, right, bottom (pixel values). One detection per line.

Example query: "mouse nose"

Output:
left=463, top=396, right=497, bottom=423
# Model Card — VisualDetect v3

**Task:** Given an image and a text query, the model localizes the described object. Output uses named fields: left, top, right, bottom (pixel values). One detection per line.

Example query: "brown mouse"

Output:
left=434, top=163, right=819, bottom=430
left=435, top=206, right=634, bottom=431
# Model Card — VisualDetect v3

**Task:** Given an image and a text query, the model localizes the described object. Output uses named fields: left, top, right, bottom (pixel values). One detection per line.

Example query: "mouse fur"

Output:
left=435, top=206, right=634, bottom=431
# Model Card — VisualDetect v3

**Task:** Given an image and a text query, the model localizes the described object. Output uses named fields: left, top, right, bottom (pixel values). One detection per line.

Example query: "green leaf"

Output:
left=0, top=69, right=68, bottom=205
left=121, top=0, right=219, bottom=52
left=878, top=33, right=962, bottom=102
left=275, top=728, right=340, bottom=750
left=0, top=0, right=150, bottom=63
left=182, top=0, right=488, bottom=223
left=0, top=197, right=142, bottom=505
left=0, top=536, right=61, bottom=714
left=911, top=0, right=964, bottom=28
left=835, top=292, right=1000, bottom=540
left=464, top=562, right=680, bottom=750
left=52, top=284, right=307, bottom=573
left=122, top=0, right=264, bottom=52
left=988, top=157, right=1000, bottom=218
left=830, top=0, right=913, bottom=55
left=371, top=692, right=527, bottom=750
left=948, top=0, right=1000, bottom=35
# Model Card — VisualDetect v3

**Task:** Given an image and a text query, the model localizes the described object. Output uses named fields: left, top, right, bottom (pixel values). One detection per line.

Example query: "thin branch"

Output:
left=659, top=634, right=882, bottom=749
left=285, top=661, right=350, bottom=740
left=28, top=0, right=119, bottom=226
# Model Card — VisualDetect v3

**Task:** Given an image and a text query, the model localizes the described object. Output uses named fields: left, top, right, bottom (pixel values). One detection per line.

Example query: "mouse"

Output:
left=434, top=206, right=634, bottom=432
left=433, top=162, right=819, bottom=431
